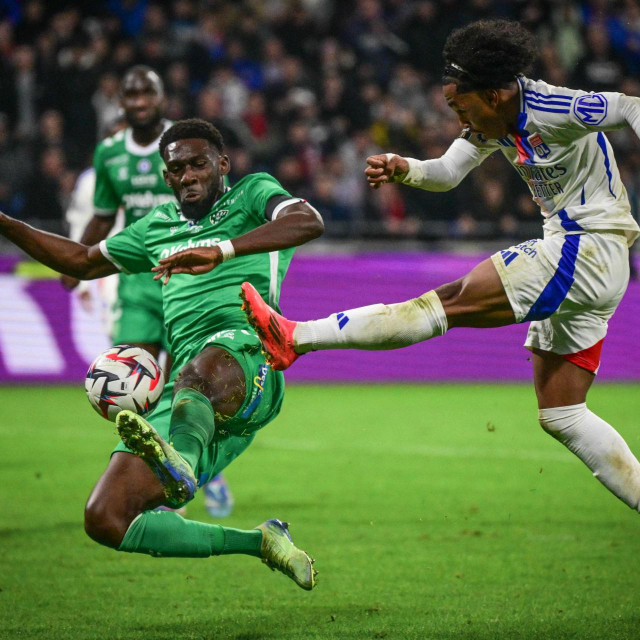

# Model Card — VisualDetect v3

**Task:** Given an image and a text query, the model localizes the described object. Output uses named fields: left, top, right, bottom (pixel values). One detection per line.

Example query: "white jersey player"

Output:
left=403, top=74, right=640, bottom=243
left=240, top=19, right=640, bottom=517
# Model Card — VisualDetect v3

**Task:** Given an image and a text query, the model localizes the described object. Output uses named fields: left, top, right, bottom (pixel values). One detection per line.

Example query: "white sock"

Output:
left=539, top=403, right=640, bottom=512
left=293, top=290, right=448, bottom=353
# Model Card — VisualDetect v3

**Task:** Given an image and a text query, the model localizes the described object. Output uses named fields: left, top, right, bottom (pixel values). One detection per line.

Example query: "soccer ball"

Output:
left=85, top=345, right=165, bottom=422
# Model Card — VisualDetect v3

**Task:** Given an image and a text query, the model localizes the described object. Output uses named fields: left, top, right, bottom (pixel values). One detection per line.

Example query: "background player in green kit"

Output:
left=0, top=119, right=324, bottom=590
left=63, top=65, right=233, bottom=518
left=61, top=65, right=173, bottom=361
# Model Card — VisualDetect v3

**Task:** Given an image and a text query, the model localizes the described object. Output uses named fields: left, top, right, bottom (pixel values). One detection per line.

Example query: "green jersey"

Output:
left=101, top=172, right=296, bottom=368
left=93, top=123, right=174, bottom=310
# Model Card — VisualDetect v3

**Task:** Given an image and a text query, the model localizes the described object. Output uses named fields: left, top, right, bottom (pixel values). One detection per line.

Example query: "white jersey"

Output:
left=402, top=76, right=640, bottom=246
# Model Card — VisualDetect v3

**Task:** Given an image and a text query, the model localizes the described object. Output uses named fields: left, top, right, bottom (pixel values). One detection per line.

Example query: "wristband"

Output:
left=217, top=239, right=235, bottom=262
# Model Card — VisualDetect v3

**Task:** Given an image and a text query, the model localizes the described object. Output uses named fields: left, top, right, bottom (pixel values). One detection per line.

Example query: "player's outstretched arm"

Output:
left=366, top=138, right=490, bottom=193
left=152, top=201, right=324, bottom=284
left=0, top=211, right=118, bottom=280
left=61, top=214, right=117, bottom=290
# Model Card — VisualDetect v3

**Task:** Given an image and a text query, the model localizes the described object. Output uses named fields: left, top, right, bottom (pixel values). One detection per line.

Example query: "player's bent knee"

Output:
left=84, top=498, right=136, bottom=549
left=537, top=404, right=587, bottom=438
left=174, top=365, right=219, bottom=408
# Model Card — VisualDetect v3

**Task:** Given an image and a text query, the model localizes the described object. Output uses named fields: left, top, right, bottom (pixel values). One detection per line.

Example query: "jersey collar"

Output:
left=517, top=75, right=526, bottom=114
left=124, top=119, right=172, bottom=156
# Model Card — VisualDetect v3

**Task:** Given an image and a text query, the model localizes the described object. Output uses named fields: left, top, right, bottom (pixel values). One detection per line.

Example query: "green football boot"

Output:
left=116, top=410, right=197, bottom=508
left=255, top=519, right=317, bottom=590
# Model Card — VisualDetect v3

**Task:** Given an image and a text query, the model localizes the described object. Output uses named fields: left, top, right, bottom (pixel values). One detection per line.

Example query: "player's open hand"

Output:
left=152, top=247, right=222, bottom=284
left=365, top=154, right=410, bottom=189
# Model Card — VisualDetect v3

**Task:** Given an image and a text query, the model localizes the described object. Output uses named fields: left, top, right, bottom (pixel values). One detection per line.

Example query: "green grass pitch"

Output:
left=1, top=383, right=639, bottom=640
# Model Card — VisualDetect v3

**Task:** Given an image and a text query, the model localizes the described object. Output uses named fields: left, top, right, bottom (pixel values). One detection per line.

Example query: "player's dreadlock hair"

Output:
left=442, top=19, right=537, bottom=92
left=159, top=118, right=225, bottom=157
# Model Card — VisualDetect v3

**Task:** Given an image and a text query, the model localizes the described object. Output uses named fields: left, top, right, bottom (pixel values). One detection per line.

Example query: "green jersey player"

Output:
left=0, top=119, right=323, bottom=590
left=63, top=66, right=233, bottom=518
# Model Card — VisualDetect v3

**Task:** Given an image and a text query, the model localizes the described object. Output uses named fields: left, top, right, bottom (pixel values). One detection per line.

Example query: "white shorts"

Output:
left=491, top=231, right=630, bottom=370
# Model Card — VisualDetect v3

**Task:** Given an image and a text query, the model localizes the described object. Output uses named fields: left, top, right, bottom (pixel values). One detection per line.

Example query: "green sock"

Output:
left=118, top=510, right=263, bottom=558
left=169, top=387, right=215, bottom=472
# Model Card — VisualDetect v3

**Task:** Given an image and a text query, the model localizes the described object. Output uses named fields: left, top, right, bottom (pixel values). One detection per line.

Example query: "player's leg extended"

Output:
left=84, top=453, right=316, bottom=588
left=87, top=346, right=317, bottom=589
left=533, top=350, right=640, bottom=512
left=241, top=258, right=514, bottom=369
left=85, top=452, right=230, bottom=556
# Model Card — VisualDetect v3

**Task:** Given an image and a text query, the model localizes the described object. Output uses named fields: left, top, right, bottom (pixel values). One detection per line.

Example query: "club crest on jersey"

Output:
left=573, top=93, right=608, bottom=125
left=137, top=158, right=152, bottom=173
left=528, top=134, right=551, bottom=159
left=210, top=209, right=229, bottom=225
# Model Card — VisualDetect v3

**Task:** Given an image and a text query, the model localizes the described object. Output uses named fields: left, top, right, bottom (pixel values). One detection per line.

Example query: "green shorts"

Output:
left=112, top=328, right=285, bottom=487
left=111, top=300, right=167, bottom=348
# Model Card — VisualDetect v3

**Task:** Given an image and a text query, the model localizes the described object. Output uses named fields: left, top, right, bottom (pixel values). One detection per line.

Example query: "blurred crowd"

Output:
left=0, top=0, right=640, bottom=242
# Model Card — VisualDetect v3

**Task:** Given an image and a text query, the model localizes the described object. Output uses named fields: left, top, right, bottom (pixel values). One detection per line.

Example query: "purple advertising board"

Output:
left=0, top=252, right=639, bottom=384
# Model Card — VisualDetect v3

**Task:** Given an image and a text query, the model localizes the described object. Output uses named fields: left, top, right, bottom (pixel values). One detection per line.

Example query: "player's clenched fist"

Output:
left=365, top=154, right=410, bottom=188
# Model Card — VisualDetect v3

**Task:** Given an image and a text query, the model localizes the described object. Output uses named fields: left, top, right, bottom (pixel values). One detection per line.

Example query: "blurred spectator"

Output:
left=14, top=0, right=46, bottom=44
left=0, top=112, right=32, bottom=215
left=21, top=146, right=68, bottom=226
left=92, top=71, right=121, bottom=140
left=311, top=171, right=351, bottom=237
left=210, top=64, right=249, bottom=119
left=38, top=109, right=83, bottom=169
left=1, top=0, right=640, bottom=243
left=12, top=44, right=38, bottom=139
left=572, top=24, right=625, bottom=90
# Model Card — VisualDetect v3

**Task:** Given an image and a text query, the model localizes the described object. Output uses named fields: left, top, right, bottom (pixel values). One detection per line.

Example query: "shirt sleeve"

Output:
left=100, top=217, right=153, bottom=274
left=93, top=144, right=120, bottom=216
left=400, top=137, right=495, bottom=192
left=244, top=173, right=292, bottom=223
left=557, top=91, right=640, bottom=136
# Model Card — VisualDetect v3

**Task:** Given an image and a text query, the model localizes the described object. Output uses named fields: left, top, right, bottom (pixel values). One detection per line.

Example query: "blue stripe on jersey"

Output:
left=596, top=132, right=616, bottom=198
left=523, top=95, right=572, bottom=107
left=557, top=208, right=584, bottom=232
left=523, top=89, right=572, bottom=101
left=523, top=234, right=581, bottom=322
left=580, top=186, right=585, bottom=205
left=525, top=102, right=571, bottom=114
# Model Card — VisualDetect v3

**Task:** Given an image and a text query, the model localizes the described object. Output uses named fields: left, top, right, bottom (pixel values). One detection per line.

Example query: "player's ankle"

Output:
left=292, top=321, right=315, bottom=354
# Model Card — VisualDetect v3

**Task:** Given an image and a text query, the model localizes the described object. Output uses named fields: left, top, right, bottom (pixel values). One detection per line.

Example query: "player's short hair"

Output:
left=442, top=19, right=537, bottom=92
left=159, top=119, right=225, bottom=157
